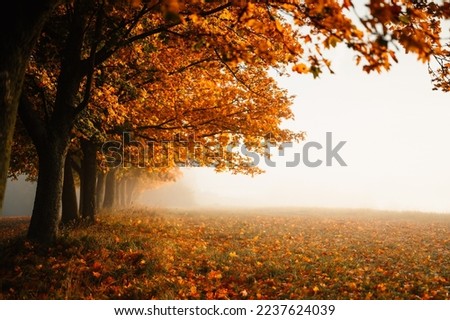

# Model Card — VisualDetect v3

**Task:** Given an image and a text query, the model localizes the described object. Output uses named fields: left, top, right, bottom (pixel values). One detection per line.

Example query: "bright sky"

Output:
left=167, top=46, right=450, bottom=213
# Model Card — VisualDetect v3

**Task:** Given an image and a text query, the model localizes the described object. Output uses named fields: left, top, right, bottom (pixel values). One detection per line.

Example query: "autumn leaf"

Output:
left=2, top=209, right=450, bottom=299
left=324, top=35, right=340, bottom=48
left=292, top=63, right=309, bottom=74
left=92, top=261, right=102, bottom=270
left=208, top=270, right=223, bottom=280
left=190, top=286, right=197, bottom=295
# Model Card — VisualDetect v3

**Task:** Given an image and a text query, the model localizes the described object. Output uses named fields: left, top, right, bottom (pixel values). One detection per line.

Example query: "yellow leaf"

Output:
left=275, top=20, right=284, bottom=32
left=348, top=282, right=357, bottom=290
left=190, top=14, right=200, bottom=24
left=324, top=35, right=340, bottom=48
left=208, top=270, right=222, bottom=280
left=190, top=286, right=197, bottom=295
left=292, top=63, right=309, bottom=74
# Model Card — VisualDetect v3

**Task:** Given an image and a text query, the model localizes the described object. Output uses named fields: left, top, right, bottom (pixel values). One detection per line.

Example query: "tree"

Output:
left=429, top=45, right=450, bottom=92
left=0, top=0, right=60, bottom=212
left=61, top=156, right=78, bottom=225
left=18, top=0, right=450, bottom=243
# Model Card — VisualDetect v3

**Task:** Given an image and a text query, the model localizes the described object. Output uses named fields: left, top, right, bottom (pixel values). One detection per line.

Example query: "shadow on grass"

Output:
left=0, top=215, right=162, bottom=299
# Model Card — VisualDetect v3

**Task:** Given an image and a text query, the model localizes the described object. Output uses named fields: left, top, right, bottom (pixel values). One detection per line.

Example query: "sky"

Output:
left=3, top=44, right=450, bottom=215
left=143, top=45, right=450, bottom=213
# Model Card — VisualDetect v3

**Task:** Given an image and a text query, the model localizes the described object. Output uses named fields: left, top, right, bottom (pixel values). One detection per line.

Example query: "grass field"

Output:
left=1, top=208, right=449, bottom=299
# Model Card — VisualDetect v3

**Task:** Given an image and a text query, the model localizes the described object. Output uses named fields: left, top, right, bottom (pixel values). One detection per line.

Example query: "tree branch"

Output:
left=76, top=3, right=105, bottom=115
left=93, top=2, right=233, bottom=66
left=18, top=93, right=47, bottom=150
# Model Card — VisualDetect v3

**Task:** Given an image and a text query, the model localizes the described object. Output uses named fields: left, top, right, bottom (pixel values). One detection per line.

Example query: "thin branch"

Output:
left=94, top=2, right=233, bottom=66
left=18, top=93, right=47, bottom=150
left=28, top=74, right=51, bottom=125
left=89, top=4, right=152, bottom=68
left=213, top=48, right=259, bottom=95
left=76, top=4, right=105, bottom=115
left=168, top=56, right=215, bottom=74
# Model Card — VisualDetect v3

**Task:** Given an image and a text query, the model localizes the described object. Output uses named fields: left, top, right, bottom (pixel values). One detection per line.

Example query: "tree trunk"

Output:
left=103, top=169, right=117, bottom=209
left=19, top=92, right=72, bottom=243
left=79, top=139, right=97, bottom=221
left=96, top=171, right=106, bottom=211
left=115, top=179, right=121, bottom=208
left=61, top=155, right=78, bottom=224
left=117, top=179, right=125, bottom=208
left=0, top=0, right=59, bottom=213
left=126, top=178, right=137, bottom=206
left=115, top=177, right=121, bottom=209
left=18, top=0, right=94, bottom=243
left=121, top=179, right=127, bottom=207
left=27, top=136, right=68, bottom=243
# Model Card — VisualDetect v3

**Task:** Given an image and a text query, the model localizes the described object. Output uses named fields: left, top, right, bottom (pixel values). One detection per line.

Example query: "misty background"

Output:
left=3, top=47, right=450, bottom=216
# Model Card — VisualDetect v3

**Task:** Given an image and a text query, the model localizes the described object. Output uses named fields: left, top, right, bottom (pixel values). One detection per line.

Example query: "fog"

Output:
left=2, top=176, right=36, bottom=216
left=3, top=48, right=450, bottom=216
left=138, top=180, right=197, bottom=208
left=140, top=48, right=450, bottom=213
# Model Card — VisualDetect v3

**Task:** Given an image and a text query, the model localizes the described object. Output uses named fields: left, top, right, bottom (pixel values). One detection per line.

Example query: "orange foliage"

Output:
left=15, top=0, right=449, bottom=179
